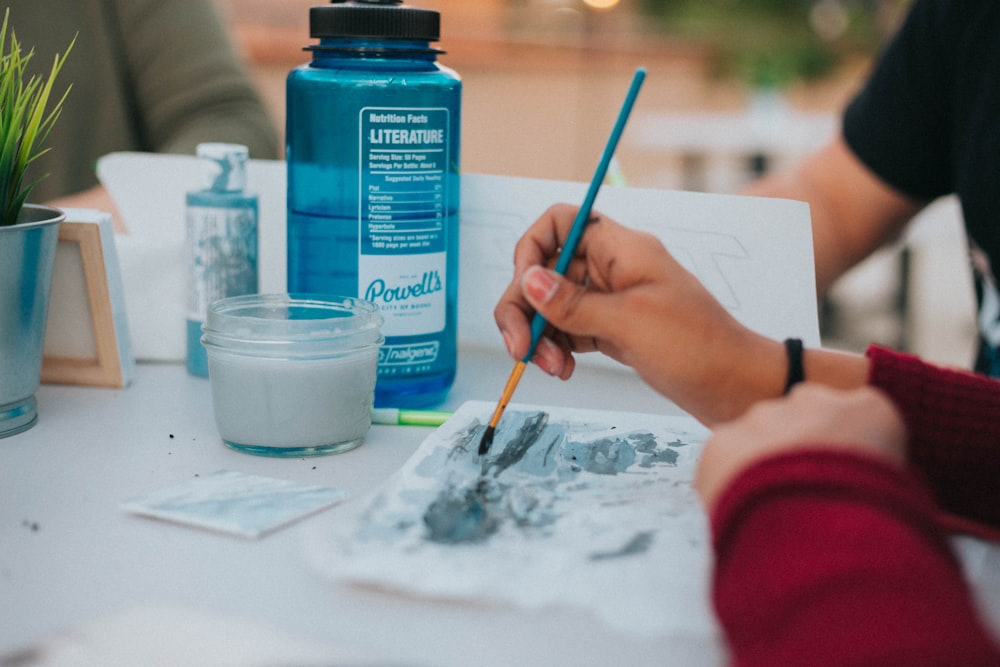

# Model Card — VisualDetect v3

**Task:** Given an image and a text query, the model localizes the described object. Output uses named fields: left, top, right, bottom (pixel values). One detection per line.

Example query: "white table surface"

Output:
left=3, top=346, right=728, bottom=666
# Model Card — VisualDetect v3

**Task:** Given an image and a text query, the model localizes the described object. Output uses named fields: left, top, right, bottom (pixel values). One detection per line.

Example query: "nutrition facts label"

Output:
left=358, top=106, right=451, bottom=337
left=359, top=107, right=449, bottom=256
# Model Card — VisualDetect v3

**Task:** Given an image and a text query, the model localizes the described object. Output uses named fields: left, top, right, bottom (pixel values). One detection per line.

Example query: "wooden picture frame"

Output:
left=42, top=212, right=134, bottom=387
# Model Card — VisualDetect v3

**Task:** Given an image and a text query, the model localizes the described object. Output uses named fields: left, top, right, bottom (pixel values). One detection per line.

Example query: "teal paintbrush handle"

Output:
left=520, top=67, right=646, bottom=364
left=523, top=311, right=548, bottom=362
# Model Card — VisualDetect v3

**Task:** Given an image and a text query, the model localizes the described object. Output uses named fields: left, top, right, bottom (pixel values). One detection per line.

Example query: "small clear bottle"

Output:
left=286, top=0, right=461, bottom=408
left=185, top=143, right=259, bottom=377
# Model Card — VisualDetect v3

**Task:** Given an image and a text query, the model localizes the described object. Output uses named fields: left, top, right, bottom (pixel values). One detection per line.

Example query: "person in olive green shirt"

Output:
left=10, top=0, right=279, bottom=225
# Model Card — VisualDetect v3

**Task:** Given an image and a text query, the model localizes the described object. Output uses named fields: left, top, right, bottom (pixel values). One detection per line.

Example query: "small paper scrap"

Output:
left=121, top=470, right=347, bottom=539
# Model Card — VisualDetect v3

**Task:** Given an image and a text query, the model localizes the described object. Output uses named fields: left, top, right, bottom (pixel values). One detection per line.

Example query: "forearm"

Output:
left=117, top=0, right=279, bottom=159
left=712, top=450, right=1000, bottom=666
left=867, top=345, right=1000, bottom=531
left=743, top=136, right=923, bottom=295
left=726, top=344, right=1000, bottom=533
left=716, top=342, right=1000, bottom=533
left=742, top=154, right=869, bottom=293
left=693, top=334, right=869, bottom=425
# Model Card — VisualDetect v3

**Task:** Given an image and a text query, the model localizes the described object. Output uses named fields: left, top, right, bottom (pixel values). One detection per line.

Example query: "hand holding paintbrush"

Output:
left=487, top=66, right=799, bottom=429
left=479, top=67, right=646, bottom=455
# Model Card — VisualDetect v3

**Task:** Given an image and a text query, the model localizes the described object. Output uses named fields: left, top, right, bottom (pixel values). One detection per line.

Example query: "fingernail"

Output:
left=502, top=330, right=515, bottom=357
left=535, top=337, right=564, bottom=377
left=522, top=266, right=558, bottom=304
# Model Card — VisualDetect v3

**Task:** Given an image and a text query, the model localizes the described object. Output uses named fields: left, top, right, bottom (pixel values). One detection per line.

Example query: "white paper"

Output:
left=457, top=174, right=819, bottom=361
left=303, top=400, right=718, bottom=638
left=121, top=470, right=347, bottom=539
left=98, top=153, right=818, bottom=362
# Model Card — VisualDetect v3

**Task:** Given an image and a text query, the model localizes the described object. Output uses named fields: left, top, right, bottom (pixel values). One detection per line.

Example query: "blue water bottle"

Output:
left=286, top=0, right=461, bottom=408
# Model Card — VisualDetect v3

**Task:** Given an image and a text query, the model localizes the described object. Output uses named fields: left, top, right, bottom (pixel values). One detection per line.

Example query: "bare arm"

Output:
left=744, top=135, right=926, bottom=294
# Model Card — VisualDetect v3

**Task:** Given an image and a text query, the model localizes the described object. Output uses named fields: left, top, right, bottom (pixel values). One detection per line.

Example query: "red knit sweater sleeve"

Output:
left=867, top=345, right=1000, bottom=533
left=711, top=449, right=1000, bottom=667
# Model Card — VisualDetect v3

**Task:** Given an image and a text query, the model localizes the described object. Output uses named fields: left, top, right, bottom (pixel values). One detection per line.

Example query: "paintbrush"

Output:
left=478, top=67, right=647, bottom=456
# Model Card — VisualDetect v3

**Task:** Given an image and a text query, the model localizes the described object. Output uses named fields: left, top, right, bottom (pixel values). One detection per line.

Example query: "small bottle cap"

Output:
left=196, top=142, right=249, bottom=192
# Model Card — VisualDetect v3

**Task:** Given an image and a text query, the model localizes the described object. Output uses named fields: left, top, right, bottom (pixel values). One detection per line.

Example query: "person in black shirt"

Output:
left=745, top=0, right=1000, bottom=375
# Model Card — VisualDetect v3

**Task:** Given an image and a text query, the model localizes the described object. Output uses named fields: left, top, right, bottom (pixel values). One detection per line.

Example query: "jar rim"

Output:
left=203, top=293, right=384, bottom=347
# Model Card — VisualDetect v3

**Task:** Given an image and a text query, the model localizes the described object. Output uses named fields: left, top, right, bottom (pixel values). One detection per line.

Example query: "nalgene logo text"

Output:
left=365, top=271, right=443, bottom=304
left=380, top=342, right=440, bottom=366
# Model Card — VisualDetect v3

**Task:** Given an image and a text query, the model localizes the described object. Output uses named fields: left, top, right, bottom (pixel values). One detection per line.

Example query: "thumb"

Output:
left=520, top=265, right=606, bottom=337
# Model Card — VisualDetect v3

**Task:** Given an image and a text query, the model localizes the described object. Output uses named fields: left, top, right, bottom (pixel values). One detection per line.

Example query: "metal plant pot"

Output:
left=0, top=204, right=64, bottom=438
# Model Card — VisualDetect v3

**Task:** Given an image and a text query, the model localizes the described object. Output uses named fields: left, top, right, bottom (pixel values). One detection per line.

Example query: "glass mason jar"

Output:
left=202, top=293, right=384, bottom=457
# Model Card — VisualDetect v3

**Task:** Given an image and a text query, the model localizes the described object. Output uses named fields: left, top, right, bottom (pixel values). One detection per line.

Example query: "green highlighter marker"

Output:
left=371, top=408, right=453, bottom=427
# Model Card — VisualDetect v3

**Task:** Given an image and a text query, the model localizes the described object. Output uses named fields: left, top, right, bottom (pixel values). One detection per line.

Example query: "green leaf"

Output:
left=0, top=7, right=73, bottom=226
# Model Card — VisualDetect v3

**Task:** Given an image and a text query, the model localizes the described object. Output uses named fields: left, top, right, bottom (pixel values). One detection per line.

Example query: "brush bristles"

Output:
left=478, top=425, right=496, bottom=456
left=480, top=360, right=527, bottom=456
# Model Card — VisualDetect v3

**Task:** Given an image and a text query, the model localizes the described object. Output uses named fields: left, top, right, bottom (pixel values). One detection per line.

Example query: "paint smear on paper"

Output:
left=420, top=411, right=689, bottom=546
left=307, top=401, right=716, bottom=638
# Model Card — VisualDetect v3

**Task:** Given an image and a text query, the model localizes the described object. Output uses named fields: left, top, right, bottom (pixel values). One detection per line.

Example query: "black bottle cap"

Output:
left=310, top=0, right=440, bottom=42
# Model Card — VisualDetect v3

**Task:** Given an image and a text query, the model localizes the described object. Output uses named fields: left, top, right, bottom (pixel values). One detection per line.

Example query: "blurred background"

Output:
left=214, top=0, right=977, bottom=367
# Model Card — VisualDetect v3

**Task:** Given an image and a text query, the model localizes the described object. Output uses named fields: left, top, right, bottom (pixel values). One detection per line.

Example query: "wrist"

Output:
left=707, top=334, right=787, bottom=425
left=705, top=337, right=869, bottom=425
left=803, top=346, right=871, bottom=391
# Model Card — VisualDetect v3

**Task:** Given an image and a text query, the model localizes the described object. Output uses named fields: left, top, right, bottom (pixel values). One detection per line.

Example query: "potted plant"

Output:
left=0, top=9, right=73, bottom=438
